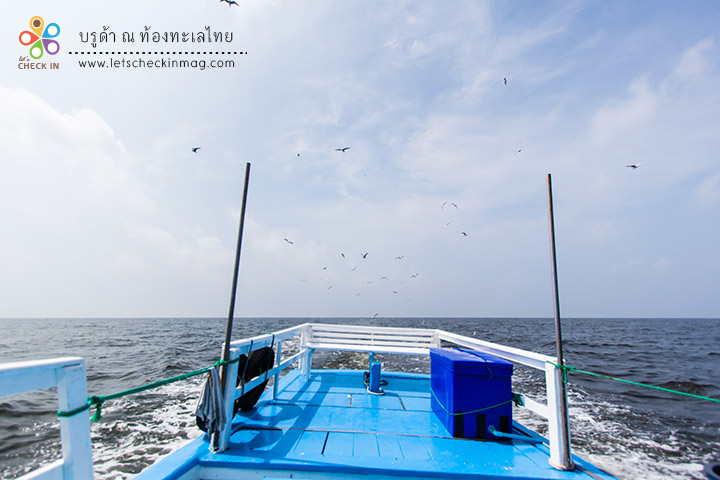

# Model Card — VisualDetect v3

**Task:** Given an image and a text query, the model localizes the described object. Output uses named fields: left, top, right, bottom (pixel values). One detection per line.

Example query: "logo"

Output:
left=19, top=16, right=60, bottom=59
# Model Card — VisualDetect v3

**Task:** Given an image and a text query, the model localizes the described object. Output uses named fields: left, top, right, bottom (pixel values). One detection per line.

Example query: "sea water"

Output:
left=1, top=317, right=718, bottom=479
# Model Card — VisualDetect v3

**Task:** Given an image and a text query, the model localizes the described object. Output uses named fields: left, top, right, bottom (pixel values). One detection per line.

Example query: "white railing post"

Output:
left=218, top=347, right=240, bottom=452
left=300, top=325, right=312, bottom=381
left=302, top=348, right=313, bottom=381
left=545, top=361, right=572, bottom=470
left=433, top=330, right=442, bottom=347
left=273, top=341, right=283, bottom=400
left=57, top=362, right=94, bottom=479
left=1, top=358, right=95, bottom=480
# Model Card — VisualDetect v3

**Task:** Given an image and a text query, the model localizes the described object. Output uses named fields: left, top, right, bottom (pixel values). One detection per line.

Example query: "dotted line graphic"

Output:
left=68, top=51, right=246, bottom=55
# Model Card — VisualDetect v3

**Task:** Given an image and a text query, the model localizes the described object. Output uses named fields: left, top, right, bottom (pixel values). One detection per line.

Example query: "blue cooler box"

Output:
left=430, top=347, right=513, bottom=439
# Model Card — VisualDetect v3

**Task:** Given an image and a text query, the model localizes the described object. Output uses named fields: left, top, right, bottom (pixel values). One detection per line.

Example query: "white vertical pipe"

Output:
left=300, top=325, right=312, bottom=381
left=218, top=347, right=240, bottom=452
left=273, top=341, right=283, bottom=400
left=545, top=362, right=573, bottom=470
left=546, top=173, right=574, bottom=471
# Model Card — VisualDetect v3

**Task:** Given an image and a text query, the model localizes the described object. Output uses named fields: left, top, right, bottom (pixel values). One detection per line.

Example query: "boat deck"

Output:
left=138, top=369, right=616, bottom=480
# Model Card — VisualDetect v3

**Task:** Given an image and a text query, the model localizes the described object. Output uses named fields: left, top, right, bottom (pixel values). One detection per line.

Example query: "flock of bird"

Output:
left=284, top=243, right=422, bottom=311
left=190, top=97, right=643, bottom=316
left=271, top=145, right=475, bottom=317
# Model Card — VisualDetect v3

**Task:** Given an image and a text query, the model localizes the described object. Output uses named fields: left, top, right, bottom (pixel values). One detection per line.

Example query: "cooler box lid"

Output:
left=430, top=347, right=513, bottom=376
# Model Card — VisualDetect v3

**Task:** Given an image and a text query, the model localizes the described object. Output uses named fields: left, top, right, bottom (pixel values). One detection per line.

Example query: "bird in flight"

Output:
left=626, top=161, right=642, bottom=169
left=441, top=202, right=458, bottom=210
left=395, top=256, right=403, bottom=260
left=460, top=232, right=469, bottom=236
left=504, top=77, right=507, bottom=85
left=191, top=147, right=201, bottom=153
left=372, top=313, right=379, bottom=319
left=335, top=147, right=351, bottom=152
left=362, top=252, right=369, bottom=259
left=220, top=0, right=239, bottom=6
left=283, top=238, right=294, bottom=245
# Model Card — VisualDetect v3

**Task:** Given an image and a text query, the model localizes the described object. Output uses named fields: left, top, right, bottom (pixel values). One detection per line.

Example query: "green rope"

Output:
left=56, top=399, right=94, bottom=418
left=430, top=386, right=524, bottom=416
left=547, top=361, right=720, bottom=404
left=57, top=356, right=243, bottom=421
left=58, top=353, right=718, bottom=421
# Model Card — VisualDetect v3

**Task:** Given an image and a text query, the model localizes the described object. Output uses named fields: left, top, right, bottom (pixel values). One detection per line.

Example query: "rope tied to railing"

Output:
left=546, top=361, right=720, bottom=404
left=57, top=346, right=719, bottom=421
left=57, top=355, right=244, bottom=420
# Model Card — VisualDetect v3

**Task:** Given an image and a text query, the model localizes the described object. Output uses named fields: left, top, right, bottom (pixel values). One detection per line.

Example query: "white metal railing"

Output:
left=433, top=329, right=569, bottom=469
left=218, top=323, right=310, bottom=450
left=0, top=323, right=568, bottom=475
left=306, top=323, right=438, bottom=355
left=218, top=323, right=570, bottom=470
left=0, top=357, right=94, bottom=480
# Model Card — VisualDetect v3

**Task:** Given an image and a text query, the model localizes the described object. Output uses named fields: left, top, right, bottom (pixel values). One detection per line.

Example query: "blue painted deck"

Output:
left=138, top=369, right=618, bottom=480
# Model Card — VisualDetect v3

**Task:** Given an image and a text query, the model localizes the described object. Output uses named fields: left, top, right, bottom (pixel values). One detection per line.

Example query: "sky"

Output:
left=1, top=1, right=719, bottom=319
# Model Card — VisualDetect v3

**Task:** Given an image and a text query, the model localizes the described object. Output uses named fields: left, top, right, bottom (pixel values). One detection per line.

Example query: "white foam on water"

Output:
left=510, top=370, right=716, bottom=480
left=91, top=377, right=205, bottom=479
left=562, top=392, right=716, bottom=480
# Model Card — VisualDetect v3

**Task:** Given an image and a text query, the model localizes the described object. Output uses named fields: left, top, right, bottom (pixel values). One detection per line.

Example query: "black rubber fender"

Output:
left=196, top=347, right=274, bottom=431
left=234, top=346, right=275, bottom=413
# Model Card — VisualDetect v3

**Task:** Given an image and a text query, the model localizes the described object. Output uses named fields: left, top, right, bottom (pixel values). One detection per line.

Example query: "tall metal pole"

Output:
left=211, top=162, right=250, bottom=450
left=212, top=162, right=251, bottom=450
left=546, top=173, right=573, bottom=470
left=221, top=162, right=252, bottom=367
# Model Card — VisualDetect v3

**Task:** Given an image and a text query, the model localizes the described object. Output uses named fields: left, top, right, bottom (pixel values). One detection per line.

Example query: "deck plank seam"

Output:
left=261, top=399, right=431, bottom=413
left=232, top=424, right=530, bottom=443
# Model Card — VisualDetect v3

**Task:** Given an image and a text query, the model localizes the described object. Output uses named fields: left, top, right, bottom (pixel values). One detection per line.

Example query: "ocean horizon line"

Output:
left=1, top=316, right=718, bottom=321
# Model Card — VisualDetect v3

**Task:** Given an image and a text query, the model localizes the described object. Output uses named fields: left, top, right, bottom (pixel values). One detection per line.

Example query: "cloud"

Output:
left=589, top=76, right=659, bottom=148
left=124, top=223, right=228, bottom=267
left=652, top=257, right=671, bottom=271
left=692, top=169, right=720, bottom=207
left=0, top=86, right=153, bottom=214
left=0, top=85, right=235, bottom=316
left=3, top=3, right=720, bottom=318
left=668, top=38, right=716, bottom=86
